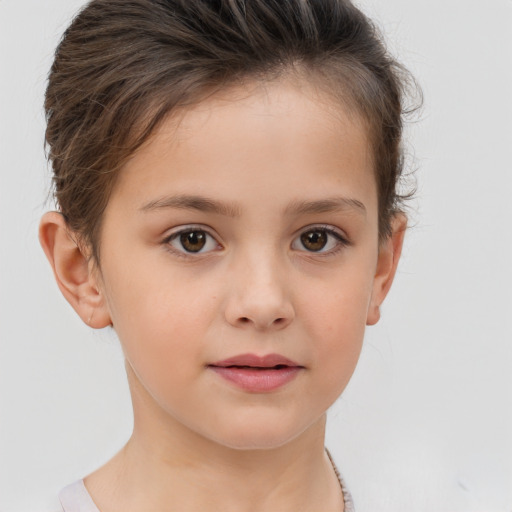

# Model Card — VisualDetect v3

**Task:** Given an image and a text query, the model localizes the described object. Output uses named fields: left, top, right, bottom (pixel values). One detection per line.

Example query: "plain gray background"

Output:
left=1, top=1, right=511, bottom=511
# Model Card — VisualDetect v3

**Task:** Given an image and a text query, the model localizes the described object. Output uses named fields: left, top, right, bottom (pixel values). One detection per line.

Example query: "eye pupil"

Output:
left=301, top=230, right=327, bottom=251
left=180, top=231, right=206, bottom=252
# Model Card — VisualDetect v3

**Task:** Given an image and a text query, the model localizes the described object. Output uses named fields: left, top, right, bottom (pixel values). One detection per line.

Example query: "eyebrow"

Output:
left=285, top=197, right=367, bottom=216
left=139, top=194, right=242, bottom=217
left=139, top=194, right=366, bottom=218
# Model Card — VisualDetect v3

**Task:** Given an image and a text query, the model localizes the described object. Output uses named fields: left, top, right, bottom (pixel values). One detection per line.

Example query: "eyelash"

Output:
left=162, top=225, right=350, bottom=258
left=292, top=225, right=351, bottom=256
left=163, top=226, right=221, bottom=258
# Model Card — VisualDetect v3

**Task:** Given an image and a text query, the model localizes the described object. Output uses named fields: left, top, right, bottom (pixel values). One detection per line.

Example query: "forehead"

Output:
left=158, top=77, right=371, bottom=157
left=110, top=77, right=377, bottom=217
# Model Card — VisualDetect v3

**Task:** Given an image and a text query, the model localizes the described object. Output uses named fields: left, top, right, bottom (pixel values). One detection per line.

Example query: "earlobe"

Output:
left=366, top=214, right=407, bottom=326
left=39, top=211, right=112, bottom=329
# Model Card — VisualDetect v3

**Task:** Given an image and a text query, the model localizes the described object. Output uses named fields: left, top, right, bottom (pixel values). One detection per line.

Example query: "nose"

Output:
left=224, top=251, right=295, bottom=331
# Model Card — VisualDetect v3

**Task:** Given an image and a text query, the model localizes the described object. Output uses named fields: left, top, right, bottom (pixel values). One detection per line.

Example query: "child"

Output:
left=39, top=0, right=416, bottom=510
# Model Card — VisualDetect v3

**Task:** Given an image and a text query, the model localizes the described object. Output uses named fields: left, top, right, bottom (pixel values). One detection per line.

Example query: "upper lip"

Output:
left=209, top=353, right=302, bottom=368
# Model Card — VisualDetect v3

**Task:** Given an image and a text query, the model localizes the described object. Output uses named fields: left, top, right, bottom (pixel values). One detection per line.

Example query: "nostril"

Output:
left=231, top=313, right=293, bottom=329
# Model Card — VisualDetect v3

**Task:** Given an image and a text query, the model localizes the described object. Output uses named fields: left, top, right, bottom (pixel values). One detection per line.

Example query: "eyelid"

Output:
left=291, top=224, right=351, bottom=253
left=161, top=223, right=350, bottom=258
left=163, top=224, right=223, bottom=256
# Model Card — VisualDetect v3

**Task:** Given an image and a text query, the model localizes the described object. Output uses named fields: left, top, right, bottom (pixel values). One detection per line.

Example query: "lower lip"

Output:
left=209, top=366, right=302, bottom=392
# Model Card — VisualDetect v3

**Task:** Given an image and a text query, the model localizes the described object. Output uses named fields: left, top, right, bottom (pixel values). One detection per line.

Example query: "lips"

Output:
left=208, top=353, right=304, bottom=392
left=211, top=353, right=301, bottom=369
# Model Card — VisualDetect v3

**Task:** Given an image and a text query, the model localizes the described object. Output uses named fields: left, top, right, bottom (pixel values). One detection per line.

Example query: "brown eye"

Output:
left=292, top=227, right=347, bottom=254
left=180, top=230, right=207, bottom=252
left=168, top=228, right=220, bottom=256
left=300, top=230, right=328, bottom=251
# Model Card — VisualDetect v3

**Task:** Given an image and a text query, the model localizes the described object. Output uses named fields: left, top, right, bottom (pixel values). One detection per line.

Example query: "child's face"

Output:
left=93, top=78, right=400, bottom=449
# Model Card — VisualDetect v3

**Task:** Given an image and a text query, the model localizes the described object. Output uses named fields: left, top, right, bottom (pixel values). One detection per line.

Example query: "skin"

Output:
left=40, top=77, right=405, bottom=512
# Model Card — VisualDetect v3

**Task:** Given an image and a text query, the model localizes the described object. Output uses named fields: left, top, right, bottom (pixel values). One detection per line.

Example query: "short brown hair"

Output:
left=45, top=0, right=419, bottom=261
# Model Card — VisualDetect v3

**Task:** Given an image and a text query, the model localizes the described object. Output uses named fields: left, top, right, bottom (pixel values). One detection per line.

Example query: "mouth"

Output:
left=208, top=353, right=304, bottom=392
left=210, top=353, right=302, bottom=368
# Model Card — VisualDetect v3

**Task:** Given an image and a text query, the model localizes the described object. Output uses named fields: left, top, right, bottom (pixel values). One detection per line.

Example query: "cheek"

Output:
left=310, top=294, right=367, bottom=376
left=306, top=301, right=366, bottom=409
left=298, top=263, right=375, bottom=391
left=300, top=259, right=374, bottom=337
left=103, top=266, right=218, bottom=392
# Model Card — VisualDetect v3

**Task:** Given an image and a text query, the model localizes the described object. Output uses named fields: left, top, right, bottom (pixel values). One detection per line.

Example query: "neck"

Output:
left=84, top=368, right=344, bottom=512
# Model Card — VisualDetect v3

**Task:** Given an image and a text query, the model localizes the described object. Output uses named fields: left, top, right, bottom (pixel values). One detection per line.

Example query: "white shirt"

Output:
left=59, top=480, right=100, bottom=512
left=59, top=477, right=355, bottom=512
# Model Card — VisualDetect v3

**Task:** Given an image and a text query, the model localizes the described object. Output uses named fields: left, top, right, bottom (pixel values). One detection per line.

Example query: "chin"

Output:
left=204, top=416, right=318, bottom=452
left=216, top=436, right=300, bottom=452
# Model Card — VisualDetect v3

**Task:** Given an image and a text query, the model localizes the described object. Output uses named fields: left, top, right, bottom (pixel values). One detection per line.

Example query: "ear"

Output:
left=39, top=211, right=112, bottom=329
left=366, top=213, right=407, bottom=326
